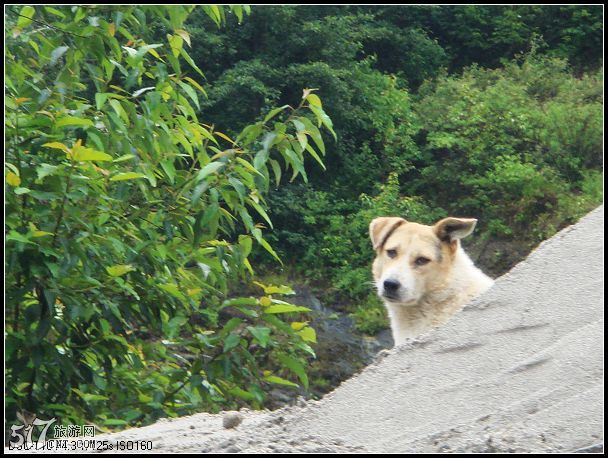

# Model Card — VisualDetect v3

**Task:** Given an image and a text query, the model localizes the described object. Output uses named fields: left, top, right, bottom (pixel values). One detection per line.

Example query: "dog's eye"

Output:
left=386, top=249, right=397, bottom=258
left=415, top=257, right=431, bottom=266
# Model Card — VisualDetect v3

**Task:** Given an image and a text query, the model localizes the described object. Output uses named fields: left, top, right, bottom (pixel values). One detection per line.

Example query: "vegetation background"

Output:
left=5, top=5, right=603, bottom=436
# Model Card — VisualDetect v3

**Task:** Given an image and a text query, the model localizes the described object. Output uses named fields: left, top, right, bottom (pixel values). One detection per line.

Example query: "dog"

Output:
left=370, top=216, right=494, bottom=345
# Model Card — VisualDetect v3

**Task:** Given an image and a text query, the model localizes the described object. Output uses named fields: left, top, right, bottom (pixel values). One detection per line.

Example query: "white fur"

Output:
left=384, top=245, right=494, bottom=346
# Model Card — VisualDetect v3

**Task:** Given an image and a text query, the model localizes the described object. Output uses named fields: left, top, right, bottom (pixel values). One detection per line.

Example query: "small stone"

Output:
left=223, top=412, right=243, bottom=429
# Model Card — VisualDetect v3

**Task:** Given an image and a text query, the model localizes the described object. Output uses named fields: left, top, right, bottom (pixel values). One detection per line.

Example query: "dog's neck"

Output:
left=386, top=246, right=493, bottom=345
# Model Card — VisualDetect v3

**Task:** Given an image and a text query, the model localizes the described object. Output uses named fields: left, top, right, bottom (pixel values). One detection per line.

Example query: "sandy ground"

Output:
left=10, top=206, right=604, bottom=454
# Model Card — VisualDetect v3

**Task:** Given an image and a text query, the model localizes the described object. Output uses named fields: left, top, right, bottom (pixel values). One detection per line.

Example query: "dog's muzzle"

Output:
left=382, top=278, right=401, bottom=300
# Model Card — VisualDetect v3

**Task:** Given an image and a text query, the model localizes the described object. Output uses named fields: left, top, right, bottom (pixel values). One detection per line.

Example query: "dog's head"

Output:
left=369, top=216, right=478, bottom=306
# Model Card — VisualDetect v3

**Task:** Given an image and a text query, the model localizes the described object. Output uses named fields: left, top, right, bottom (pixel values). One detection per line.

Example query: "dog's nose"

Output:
left=383, top=279, right=401, bottom=292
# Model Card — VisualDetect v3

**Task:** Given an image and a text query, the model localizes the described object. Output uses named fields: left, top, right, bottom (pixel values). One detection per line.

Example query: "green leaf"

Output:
left=7, top=230, right=36, bottom=245
left=178, top=81, right=199, bottom=110
left=229, top=177, right=246, bottom=203
left=72, top=388, right=108, bottom=402
left=306, top=93, right=322, bottom=108
left=283, top=146, right=307, bottom=183
left=72, top=145, right=113, bottom=162
left=6, top=172, right=21, bottom=187
left=297, top=326, right=317, bottom=343
left=247, top=326, right=271, bottom=348
left=258, top=237, right=282, bottom=264
left=160, top=159, right=176, bottom=185
left=205, top=5, right=223, bottom=27
left=264, top=105, right=290, bottom=124
left=159, top=283, right=187, bottom=302
left=278, top=354, right=309, bottom=389
left=232, top=5, right=244, bottom=24
left=197, top=162, right=224, bottom=181
left=113, top=154, right=136, bottom=163
left=168, top=33, right=183, bottom=57
left=243, top=199, right=271, bottom=229
left=55, top=116, right=94, bottom=129
left=223, top=333, right=241, bottom=352
left=44, top=7, right=65, bottom=18
left=197, top=125, right=219, bottom=145
left=106, top=264, right=135, bottom=277
left=99, top=319, right=111, bottom=335
left=103, top=419, right=128, bottom=426
left=263, top=304, right=311, bottom=314
left=42, top=142, right=70, bottom=154
left=296, top=131, right=308, bottom=150
left=222, top=297, right=259, bottom=308
left=180, top=47, right=205, bottom=78
left=291, top=119, right=306, bottom=133
left=135, top=43, right=164, bottom=60
left=174, top=29, right=191, bottom=47
left=269, top=159, right=282, bottom=187
left=16, top=6, right=36, bottom=29
left=228, top=387, right=256, bottom=401
left=109, top=99, right=129, bottom=124
left=305, top=143, right=326, bottom=170
left=183, top=76, right=207, bottom=96
left=253, top=283, right=295, bottom=295
left=110, top=172, right=146, bottom=181
left=300, top=117, right=326, bottom=154
left=238, top=235, right=253, bottom=257
left=235, top=157, right=264, bottom=177
left=173, top=130, right=193, bottom=156
left=32, top=230, right=53, bottom=238
left=122, top=46, right=138, bottom=58
left=309, top=105, right=337, bottom=141
left=220, top=317, right=243, bottom=336
left=15, top=382, right=31, bottom=393
left=166, top=315, right=188, bottom=338
left=95, top=93, right=108, bottom=110
left=264, top=375, right=298, bottom=388
left=5, top=163, right=19, bottom=175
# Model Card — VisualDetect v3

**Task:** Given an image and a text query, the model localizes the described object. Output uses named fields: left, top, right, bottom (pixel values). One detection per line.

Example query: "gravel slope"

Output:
left=96, top=206, right=604, bottom=453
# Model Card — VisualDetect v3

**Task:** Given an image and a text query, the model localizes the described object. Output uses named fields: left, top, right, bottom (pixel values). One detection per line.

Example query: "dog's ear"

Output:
left=369, top=217, right=407, bottom=251
left=434, top=217, right=477, bottom=242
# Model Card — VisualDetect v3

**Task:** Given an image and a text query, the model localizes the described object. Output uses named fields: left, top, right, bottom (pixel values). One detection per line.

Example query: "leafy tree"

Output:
left=6, top=5, right=334, bottom=430
left=371, top=5, right=603, bottom=73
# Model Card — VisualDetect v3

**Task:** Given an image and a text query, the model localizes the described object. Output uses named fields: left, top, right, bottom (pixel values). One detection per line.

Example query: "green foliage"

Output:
left=374, top=5, right=603, bottom=73
left=5, top=5, right=334, bottom=431
left=415, top=53, right=602, bottom=240
left=351, top=301, right=388, bottom=336
left=265, top=51, right=601, bottom=335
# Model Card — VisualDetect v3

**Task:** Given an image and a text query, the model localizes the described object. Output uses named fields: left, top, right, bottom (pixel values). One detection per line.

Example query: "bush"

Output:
left=414, top=53, right=602, bottom=240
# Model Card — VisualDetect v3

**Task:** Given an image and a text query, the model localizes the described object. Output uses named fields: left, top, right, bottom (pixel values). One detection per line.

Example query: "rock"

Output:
left=290, top=286, right=392, bottom=394
left=222, top=412, right=243, bottom=429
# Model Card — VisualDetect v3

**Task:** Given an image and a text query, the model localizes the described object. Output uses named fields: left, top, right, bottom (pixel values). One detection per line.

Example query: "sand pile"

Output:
left=96, top=206, right=604, bottom=453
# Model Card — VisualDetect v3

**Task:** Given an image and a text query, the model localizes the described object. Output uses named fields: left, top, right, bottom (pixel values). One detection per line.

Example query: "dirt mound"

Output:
left=97, top=206, right=604, bottom=453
